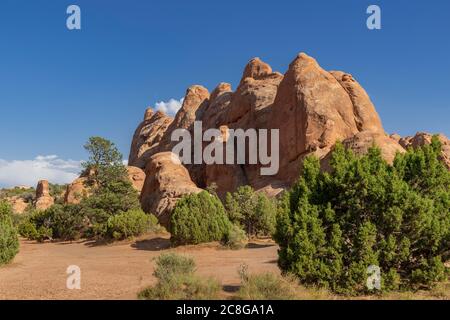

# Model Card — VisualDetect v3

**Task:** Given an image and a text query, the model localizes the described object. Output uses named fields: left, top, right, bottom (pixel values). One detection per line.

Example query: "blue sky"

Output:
left=0, top=0, right=449, bottom=187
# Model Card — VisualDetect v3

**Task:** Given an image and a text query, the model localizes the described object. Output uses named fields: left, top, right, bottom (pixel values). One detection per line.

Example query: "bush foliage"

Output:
left=0, top=201, right=19, bottom=265
left=275, top=137, right=450, bottom=295
left=170, top=191, right=232, bottom=245
left=236, top=268, right=297, bottom=300
left=105, top=209, right=159, bottom=241
left=138, top=253, right=221, bottom=300
left=223, top=224, right=248, bottom=250
left=19, top=136, right=159, bottom=242
left=225, top=186, right=276, bottom=238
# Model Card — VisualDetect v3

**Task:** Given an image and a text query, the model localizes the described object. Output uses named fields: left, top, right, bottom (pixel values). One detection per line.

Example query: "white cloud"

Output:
left=0, top=155, right=82, bottom=188
left=155, top=98, right=184, bottom=116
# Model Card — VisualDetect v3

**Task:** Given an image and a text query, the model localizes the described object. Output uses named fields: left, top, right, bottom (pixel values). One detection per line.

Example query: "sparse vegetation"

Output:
left=275, top=138, right=450, bottom=295
left=236, top=271, right=297, bottom=300
left=223, top=224, right=248, bottom=250
left=0, top=187, right=35, bottom=204
left=138, top=253, right=221, bottom=300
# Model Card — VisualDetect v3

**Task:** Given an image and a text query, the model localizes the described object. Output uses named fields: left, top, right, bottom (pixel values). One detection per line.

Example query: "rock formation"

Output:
left=126, top=166, right=146, bottom=192
left=128, top=108, right=173, bottom=169
left=129, top=52, right=449, bottom=224
left=140, top=152, right=202, bottom=227
left=34, top=180, right=54, bottom=210
left=7, top=196, right=29, bottom=214
left=64, top=176, right=90, bottom=204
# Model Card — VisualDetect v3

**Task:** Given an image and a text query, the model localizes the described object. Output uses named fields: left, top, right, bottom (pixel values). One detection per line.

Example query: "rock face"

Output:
left=7, top=196, right=29, bottom=214
left=126, top=166, right=145, bottom=192
left=270, top=53, right=387, bottom=185
left=64, top=176, right=90, bottom=204
left=35, top=180, right=54, bottom=210
left=330, top=71, right=384, bottom=133
left=140, top=152, right=202, bottom=227
left=128, top=109, right=173, bottom=169
left=129, top=53, right=448, bottom=224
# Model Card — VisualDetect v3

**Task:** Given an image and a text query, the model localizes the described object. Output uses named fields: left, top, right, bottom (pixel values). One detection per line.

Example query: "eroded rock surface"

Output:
left=35, top=180, right=54, bottom=210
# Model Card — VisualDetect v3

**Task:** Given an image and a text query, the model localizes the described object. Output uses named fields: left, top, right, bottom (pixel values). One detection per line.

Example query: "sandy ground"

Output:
left=0, top=234, right=279, bottom=300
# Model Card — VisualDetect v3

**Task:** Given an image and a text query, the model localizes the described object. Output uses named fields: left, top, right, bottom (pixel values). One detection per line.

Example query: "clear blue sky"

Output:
left=0, top=0, right=449, bottom=164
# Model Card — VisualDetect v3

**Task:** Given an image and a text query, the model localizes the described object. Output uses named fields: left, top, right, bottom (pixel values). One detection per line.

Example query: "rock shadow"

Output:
left=131, top=237, right=171, bottom=251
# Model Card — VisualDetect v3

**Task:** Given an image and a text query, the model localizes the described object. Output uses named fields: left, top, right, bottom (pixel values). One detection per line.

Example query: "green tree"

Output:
left=82, top=136, right=128, bottom=189
left=170, top=191, right=231, bottom=245
left=225, top=186, right=276, bottom=238
left=0, top=201, right=19, bottom=265
left=80, top=136, right=140, bottom=238
left=275, top=140, right=450, bottom=295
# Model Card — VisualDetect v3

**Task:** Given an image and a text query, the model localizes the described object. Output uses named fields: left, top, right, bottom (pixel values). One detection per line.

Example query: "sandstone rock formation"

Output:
left=128, top=108, right=173, bottom=169
left=129, top=52, right=449, bottom=224
left=34, top=180, right=54, bottom=210
left=126, top=166, right=145, bottom=192
left=7, top=196, right=29, bottom=214
left=64, top=176, right=90, bottom=204
left=140, top=152, right=202, bottom=227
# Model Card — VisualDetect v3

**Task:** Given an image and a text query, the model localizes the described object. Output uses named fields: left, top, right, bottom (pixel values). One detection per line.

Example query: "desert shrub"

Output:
left=18, top=209, right=54, bottom=242
left=19, top=205, right=82, bottom=241
left=138, top=253, right=221, bottom=300
left=235, top=264, right=297, bottom=300
left=105, top=209, right=158, bottom=240
left=237, top=273, right=297, bottom=300
left=0, top=201, right=19, bottom=265
left=225, top=186, right=276, bottom=238
left=152, top=253, right=196, bottom=281
left=0, top=187, right=35, bottom=203
left=223, top=224, right=248, bottom=250
left=18, top=220, right=38, bottom=239
left=81, top=179, right=140, bottom=219
left=46, top=204, right=87, bottom=240
left=275, top=139, right=450, bottom=295
left=170, top=191, right=232, bottom=245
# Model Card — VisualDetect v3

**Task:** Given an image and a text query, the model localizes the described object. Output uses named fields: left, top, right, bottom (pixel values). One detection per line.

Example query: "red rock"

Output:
left=129, top=53, right=448, bottom=223
left=35, top=180, right=54, bottom=210
left=140, top=152, right=202, bottom=227
left=126, top=166, right=145, bottom=192
left=128, top=109, right=173, bottom=169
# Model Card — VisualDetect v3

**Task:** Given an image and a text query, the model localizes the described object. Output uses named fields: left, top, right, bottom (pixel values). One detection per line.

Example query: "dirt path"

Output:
left=0, top=234, right=279, bottom=300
